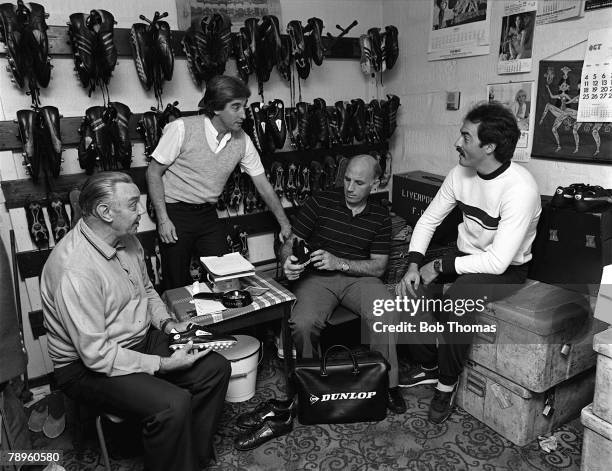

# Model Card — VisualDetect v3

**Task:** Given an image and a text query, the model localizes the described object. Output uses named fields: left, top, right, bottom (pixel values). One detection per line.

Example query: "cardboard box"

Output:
left=392, top=171, right=462, bottom=244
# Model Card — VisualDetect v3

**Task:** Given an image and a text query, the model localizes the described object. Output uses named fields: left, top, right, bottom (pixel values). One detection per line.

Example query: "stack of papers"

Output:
left=200, top=252, right=255, bottom=281
left=189, top=282, right=226, bottom=316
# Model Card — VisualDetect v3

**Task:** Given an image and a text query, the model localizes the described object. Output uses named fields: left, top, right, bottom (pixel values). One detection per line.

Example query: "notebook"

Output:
left=200, top=252, right=255, bottom=278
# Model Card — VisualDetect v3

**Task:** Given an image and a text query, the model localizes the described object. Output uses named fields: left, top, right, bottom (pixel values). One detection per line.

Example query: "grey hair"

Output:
left=79, top=171, right=134, bottom=218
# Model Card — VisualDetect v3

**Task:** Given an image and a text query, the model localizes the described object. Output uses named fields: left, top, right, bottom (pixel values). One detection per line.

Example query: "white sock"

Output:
left=436, top=381, right=456, bottom=393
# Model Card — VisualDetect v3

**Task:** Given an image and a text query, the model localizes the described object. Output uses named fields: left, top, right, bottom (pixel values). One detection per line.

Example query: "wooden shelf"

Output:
left=13, top=191, right=389, bottom=280
left=1, top=142, right=389, bottom=209
left=2, top=25, right=361, bottom=60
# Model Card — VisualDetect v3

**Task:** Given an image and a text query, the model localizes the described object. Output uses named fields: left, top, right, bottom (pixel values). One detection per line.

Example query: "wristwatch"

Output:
left=340, top=261, right=350, bottom=272
left=433, top=259, right=443, bottom=274
left=160, top=317, right=174, bottom=334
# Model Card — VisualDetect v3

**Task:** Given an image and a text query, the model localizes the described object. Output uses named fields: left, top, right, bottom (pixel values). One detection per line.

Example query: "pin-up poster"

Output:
left=498, top=1, right=537, bottom=74
left=428, top=0, right=492, bottom=61
left=176, top=0, right=281, bottom=30
left=487, top=81, right=535, bottom=162
left=532, top=60, right=612, bottom=164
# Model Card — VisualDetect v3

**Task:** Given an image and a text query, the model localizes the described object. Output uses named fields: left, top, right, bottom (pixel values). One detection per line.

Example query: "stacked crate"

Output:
left=455, top=280, right=608, bottom=446
left=580, top=328, right=612, bottom=471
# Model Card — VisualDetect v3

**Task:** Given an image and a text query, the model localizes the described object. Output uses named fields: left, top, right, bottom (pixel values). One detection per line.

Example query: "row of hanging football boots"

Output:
left=359, top=25, right=399, bottom=76
left=130, top=11, right=174, bottom=98
left=0, top=1, right=51, bottom=103
left=267, top=152, right=392, bottom=207
left=67, top=9, right=117, bottom=95
left=77, top=102, right=133, bottom=174
left=182, top=12, right=232, bottom=86
left=244, top=96, right=400, bottom=155
left=16, top=106, right=63, bottom=182
left=25, top=194, right=70, bottom=249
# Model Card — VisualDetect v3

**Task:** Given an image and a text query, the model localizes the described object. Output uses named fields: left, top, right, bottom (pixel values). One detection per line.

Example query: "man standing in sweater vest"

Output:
left=396, top=102, right=541, bottom=424
left=147, top=75, right=291, bottom=289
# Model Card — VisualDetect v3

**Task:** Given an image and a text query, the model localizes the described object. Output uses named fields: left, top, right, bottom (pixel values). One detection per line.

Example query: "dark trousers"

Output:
left=54, top=329, right=231, bottom=471
left=406, top=263, right=529, bottom=386
left=289, top=272, right=400, bottom=387
left=160, top=203, right=229, bottom=289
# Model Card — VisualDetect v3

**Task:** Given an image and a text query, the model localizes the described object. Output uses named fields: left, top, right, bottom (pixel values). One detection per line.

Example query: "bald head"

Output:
left=343, top=154, right=381, bottom=208
left=346, top=154, right=382, bottom=181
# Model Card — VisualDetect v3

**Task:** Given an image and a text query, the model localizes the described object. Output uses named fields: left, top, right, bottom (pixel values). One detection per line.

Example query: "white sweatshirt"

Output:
left=407, top=162, right=541, bottom=275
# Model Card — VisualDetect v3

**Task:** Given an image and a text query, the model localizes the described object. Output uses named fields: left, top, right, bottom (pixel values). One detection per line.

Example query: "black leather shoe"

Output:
left=236, top=398, right=296, bottom=430
left=234, top=412, right=293, bottom=451
left=387, top=387, right=407, bottom=414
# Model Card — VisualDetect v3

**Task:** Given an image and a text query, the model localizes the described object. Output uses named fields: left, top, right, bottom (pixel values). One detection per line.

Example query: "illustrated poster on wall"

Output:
left=427, top=0, right=491, bottom=61
left=585, top=0, right=612, bottom=11
left=535, top=0, right=585, bottom=25
left=577, top=28, right=612, bottom=122
left=497, top=1, right=536, bottom=74
left=175, top=0, right=281, bottom=31
left=487, top=81, right=535, bottom=162
left=532, top=60, right=612, bottom=164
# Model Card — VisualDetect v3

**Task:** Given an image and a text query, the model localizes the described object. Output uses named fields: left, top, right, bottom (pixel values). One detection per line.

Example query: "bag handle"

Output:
left=320, top=344, right=359, bottom=376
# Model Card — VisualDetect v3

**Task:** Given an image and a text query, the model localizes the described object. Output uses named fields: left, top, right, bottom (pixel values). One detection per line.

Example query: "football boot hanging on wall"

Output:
left=47, top=193, right=70, bottom=244
left=25, top=200, right=48, bottom=249
left=136, top=100, right=181, bottom=160
left=0, top=1, right=52, bottom=106
left=183, top=12, right=232, bottom=86
left=359, top=25, right=399, bottom=77
left=77, top=102, right=132, bottom=174
left=130, top=11, right=174, bottom=108
left=68, top=9, right=117, bottom=96
left=16, top=105, right=64, bottom=183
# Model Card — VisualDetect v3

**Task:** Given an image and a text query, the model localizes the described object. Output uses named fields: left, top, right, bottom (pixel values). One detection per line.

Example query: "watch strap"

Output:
left=160, top=317, right=174, bottom=334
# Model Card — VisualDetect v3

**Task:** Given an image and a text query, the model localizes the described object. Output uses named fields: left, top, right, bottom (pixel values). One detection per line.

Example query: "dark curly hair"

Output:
left=464, top=101, right=520, bottom=163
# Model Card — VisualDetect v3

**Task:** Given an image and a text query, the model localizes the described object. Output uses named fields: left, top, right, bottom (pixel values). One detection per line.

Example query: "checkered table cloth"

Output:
left=162, top=274, right=296, bottom=326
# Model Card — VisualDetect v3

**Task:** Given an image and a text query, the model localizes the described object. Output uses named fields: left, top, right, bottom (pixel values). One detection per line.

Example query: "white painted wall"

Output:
left=0, top=0, right=383, bottom=379
left=382, top=0, right=612, bottom=195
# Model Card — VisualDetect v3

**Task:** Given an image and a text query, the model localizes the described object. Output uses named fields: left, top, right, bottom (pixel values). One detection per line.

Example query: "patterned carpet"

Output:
left=31, top=347, right=585, bottom=471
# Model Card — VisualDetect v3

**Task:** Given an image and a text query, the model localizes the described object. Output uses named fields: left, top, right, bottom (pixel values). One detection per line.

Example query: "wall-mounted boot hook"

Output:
left=326, top=20, right=358, bottom=50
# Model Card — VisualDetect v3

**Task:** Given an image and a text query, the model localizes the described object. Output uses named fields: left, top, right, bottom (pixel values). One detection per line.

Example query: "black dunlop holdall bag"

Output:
left=293, top=345, right=389, bottom=424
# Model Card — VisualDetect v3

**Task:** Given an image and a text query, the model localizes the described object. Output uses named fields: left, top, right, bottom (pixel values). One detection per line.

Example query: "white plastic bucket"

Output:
left=218, top=334, right=261, bottom=402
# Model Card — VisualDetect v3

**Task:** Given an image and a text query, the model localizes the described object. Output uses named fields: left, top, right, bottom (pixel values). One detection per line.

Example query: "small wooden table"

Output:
left=162, top=274, right=297, bottom=396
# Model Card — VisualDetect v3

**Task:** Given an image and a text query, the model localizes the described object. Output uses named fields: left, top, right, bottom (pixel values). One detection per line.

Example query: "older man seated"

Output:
left=41, top=172, right=230, bottom=471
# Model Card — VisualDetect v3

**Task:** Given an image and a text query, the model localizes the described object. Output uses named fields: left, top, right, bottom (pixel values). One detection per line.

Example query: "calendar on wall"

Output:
left=532, top=60, right=612, bottom=164
left=577, top=28, right=612, bottom=122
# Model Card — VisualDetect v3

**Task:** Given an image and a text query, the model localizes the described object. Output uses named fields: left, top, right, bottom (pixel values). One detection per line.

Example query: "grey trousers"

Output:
left=289, top=272, right=399, bottom=387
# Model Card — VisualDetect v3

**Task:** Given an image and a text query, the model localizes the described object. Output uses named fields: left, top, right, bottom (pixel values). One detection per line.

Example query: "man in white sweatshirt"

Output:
left=396, top=101, right=541, bottom=424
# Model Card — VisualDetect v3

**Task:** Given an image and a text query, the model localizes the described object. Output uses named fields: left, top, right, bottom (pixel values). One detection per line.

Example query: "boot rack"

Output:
left=0, top=25, right=389, bottom=279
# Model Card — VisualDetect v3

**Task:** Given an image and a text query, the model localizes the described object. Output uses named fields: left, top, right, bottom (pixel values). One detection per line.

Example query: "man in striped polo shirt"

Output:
left=282, top=154, right=406, bottom=414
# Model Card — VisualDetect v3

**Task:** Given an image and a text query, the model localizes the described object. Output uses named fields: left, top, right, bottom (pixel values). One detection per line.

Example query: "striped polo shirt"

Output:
left=292, top=190, right=391, bottom=260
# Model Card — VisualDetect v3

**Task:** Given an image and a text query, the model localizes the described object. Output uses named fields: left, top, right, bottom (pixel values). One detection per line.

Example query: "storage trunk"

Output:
left=391, top=171, right=462, bottom=244
left=580, top=403, right=612, bottom=471
left=593, top=328, right=612, bottom=424
left=469, top=279, right=606, bottom=392
left=456, top=361, right=595, bottom=446
left=529, top=204, right=612, bottom=287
